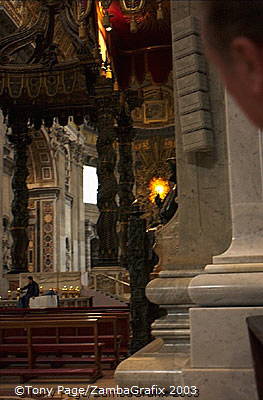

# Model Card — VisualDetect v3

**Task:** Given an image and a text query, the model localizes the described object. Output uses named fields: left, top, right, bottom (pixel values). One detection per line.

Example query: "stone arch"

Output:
left=26, top=128, right=58, bottom=273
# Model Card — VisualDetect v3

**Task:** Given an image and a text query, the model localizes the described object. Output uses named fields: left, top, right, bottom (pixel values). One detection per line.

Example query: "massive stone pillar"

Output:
left=187, top=94, right=263, bottom=400
left=115, top=0, right=231, bottom=387
left=7, top=112, right=31, bottom=274
left=95, top=79, right=119, bottom=266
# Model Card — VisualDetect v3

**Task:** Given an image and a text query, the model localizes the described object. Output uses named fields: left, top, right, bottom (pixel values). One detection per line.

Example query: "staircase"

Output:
left=89, top=271, right=130, bottom=304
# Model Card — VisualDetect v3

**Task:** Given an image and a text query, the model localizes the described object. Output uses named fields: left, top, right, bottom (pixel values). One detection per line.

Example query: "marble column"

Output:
left=187, top=94, right=263, bottom=400
left=115, top=1, right=231, bottom=388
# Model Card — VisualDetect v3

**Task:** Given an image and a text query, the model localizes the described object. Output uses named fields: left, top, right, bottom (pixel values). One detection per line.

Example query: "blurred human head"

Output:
left=27, top=276, right=33, bottom=282
left=201, top=0, right=263, bottom=128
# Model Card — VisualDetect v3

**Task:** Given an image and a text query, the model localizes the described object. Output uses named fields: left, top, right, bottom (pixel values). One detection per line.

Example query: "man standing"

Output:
left=20, top=276, right=40, bottom=308
left=200, top=0, right=263, bottom=129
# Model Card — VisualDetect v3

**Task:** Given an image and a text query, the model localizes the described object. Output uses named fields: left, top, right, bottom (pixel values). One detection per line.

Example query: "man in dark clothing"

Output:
left=20, top=276, right=40, bottom=308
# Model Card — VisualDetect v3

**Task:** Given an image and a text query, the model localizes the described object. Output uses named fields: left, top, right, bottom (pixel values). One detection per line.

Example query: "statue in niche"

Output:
left=155, top=158, right=178, bottom=225
left=2, top=217, right=12, bottom=273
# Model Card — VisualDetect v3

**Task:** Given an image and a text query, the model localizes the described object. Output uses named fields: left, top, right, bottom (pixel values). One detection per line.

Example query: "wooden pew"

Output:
left=0, top=306, right=129, bottom=314
left=0, top=318, right=103, bottom=382
left=0, top=309, right=130, bottom=357
left=0, top=313, right=125, bottom=368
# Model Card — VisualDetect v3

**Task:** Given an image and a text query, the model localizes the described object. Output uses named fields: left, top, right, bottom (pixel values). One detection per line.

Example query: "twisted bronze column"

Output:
left=7, top=113, right=31, bottom=274
left=116, top=91, right=143, bottom=269
left=127, top=201, right=152, bottom=354
left=116, top=106, right=135, bottom=269
left=95, top=80, right=119, bottom=266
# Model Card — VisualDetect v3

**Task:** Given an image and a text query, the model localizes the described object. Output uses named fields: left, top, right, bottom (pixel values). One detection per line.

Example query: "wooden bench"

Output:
left=0, top=310, right=130, bottom=358
left=0, top=313, right=124, bottom=367
left=0, top=306, right=129, bottom=314
left=0, top=318, right=102, bottom=382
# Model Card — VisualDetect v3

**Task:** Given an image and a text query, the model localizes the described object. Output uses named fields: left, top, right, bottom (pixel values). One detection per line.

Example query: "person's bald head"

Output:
left=201, top=0, right=263, bottom=128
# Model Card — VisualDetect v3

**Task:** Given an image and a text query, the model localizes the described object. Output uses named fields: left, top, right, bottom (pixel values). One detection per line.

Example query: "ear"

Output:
left=231, top=37, right=263, bottom=95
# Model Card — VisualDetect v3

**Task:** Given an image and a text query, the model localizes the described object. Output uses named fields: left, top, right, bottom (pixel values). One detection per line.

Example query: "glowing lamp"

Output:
left=149, top=177, right=170, bottom=203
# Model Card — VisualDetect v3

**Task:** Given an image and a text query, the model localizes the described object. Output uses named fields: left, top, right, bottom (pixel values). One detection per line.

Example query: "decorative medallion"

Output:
left=44, top=214, right=53, bottom=223
left=42, top=200, right=55, bottom=272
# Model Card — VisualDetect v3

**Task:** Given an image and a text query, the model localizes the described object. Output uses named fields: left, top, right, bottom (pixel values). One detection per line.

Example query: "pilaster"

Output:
left=187, top=94, right=263, bottom=400
left=70, top=138, right=86, bottom=273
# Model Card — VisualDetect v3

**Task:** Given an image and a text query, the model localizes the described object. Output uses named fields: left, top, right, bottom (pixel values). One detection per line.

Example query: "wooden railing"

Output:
left=0, top=296, right=93, bottom=309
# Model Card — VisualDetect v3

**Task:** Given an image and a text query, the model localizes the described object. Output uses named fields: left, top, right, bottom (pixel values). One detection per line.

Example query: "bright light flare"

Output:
left=149, top=177, right=170, bottom=203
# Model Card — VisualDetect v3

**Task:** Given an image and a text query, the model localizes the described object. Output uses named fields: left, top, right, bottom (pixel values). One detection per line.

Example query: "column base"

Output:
left=116, top=337, right=258, bottom=400
left=183, top=368, right=257, bottom=400
left=189, top=263, right=263, bottom=306
left=115, top=338, right=189, bottom=387
left=184, top=307, right=263, bottom=400
left=190, top=307, right=263, bottom=368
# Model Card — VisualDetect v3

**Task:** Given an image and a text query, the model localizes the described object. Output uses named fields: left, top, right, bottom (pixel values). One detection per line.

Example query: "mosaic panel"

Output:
left=28, top=200, right=36, bottom=272
left=41, top=200, right=55, bottom=272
